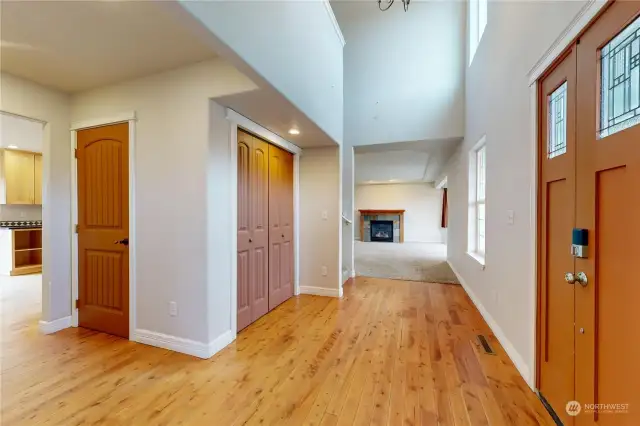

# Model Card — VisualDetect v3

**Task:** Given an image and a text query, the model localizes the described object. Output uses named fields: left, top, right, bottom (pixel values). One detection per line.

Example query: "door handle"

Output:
left=249, top=238, right=253, bottom=243
left=114, top=238, right=129, bottom=246
left=565, top=272, right=587, bottom=287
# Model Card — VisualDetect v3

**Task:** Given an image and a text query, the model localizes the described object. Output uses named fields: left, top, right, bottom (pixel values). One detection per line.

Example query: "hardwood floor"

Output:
left=1, top=276, right=554, bottom=425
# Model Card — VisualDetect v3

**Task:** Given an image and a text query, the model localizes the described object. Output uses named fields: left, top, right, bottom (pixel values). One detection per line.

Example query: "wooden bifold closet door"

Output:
left=237, top=130, right=294, bottom=332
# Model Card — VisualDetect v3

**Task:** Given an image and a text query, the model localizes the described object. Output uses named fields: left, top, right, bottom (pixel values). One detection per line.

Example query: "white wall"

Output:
left=299, top=146, right=342, bottom=296
left=179, top=0, right=344, bottom=145
left=333, top=1, right=465, bottom=147
left=355, top=183, right=444, bottom=243
left=0, top=72, right=71, bottom=322
left=1, top=112, right=44, bottom=152
left=71, top=59, right=255, bottom=344
left=444, top=1, right=587, bottom=385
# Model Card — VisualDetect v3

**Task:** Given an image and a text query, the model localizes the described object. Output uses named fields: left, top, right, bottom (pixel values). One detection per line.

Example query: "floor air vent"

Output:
left=477, top=335, right=496, bottom=355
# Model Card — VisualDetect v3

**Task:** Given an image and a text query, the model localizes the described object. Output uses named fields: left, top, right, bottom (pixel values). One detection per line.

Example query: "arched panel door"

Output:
left=77, top=123, right=129, bottom=338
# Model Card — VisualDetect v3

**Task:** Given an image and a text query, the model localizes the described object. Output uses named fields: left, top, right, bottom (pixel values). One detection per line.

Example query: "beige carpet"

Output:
left=355, top=241, right=460, bottom=284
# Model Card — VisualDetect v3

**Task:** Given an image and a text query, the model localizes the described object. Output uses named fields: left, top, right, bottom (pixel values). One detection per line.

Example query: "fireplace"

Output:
left=359, top=210, right=405, bottom=243
left=370, top=220, right=394, bottom=242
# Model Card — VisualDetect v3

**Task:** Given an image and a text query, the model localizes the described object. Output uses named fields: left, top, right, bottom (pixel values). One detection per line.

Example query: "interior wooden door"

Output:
left=77, top=123, right=129, bottom=338
left=237, top=130, right=269, bottom=331
left=574, top=3, right=640, bottom=424
left=34, top=154, right=42, bottom=205
left=537, top=45, right=578, bottom=426
left=268, top=144, right=294, bottom=310
left=4, top=150, right=35, bottom=204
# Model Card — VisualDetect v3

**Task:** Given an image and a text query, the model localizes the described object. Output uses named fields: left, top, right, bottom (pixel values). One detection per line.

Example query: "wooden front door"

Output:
left=237, top=130, right=269, bottom=331
left=539, top=2, right=640, bottom=424
left=77, top=123, right=129, bottom=338
left=538, top=45, right=577, bottom=426
left=575, top=3, right=640, bottom=425
left=268, top=144, right=294, bottom=310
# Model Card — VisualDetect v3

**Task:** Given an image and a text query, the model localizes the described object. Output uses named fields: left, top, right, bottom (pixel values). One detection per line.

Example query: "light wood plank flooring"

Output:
left=1, top=276, right=554, bottom=425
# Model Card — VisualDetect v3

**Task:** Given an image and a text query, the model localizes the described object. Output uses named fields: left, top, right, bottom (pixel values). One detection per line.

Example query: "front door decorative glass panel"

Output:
left=548, top=82, right=568, bottom=158
left=600, top=15, right=640, bottom=138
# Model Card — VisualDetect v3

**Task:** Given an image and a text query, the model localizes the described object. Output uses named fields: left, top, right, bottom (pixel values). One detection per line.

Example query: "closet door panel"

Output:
left=269, top=145, right=294, bottom=309
left=237, top=131, right=252, bottom=331
left=250, top=136, right=270, bottom=322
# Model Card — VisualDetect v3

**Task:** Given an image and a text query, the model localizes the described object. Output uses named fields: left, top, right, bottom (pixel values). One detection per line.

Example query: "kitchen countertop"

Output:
left=0, top=221, right=42, bottom=229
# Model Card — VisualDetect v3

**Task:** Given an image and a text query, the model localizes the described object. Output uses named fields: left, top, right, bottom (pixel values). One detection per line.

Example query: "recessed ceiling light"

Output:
left=7, top=145, right=18, bottom=149
left=288, top=128, right=300, bottom=135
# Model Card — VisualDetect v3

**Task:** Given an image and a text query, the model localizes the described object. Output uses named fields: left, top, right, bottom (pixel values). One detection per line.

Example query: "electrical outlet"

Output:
left=19, top=211, right=26, bottom=218
left=169, top=301, right=178, bottom=317
left=507, top=210, right=515, bottom=225
left=321, top=266, right=328, bottom=276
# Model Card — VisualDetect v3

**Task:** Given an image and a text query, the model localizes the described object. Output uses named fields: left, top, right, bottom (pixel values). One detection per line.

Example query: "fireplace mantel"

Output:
left=358, top=209, right=405, bottom=243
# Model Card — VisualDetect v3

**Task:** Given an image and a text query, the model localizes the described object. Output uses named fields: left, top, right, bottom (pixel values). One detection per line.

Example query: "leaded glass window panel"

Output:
left=548, top=82, right=567, bottom=158
left=600, top=15, right=640, bottom=138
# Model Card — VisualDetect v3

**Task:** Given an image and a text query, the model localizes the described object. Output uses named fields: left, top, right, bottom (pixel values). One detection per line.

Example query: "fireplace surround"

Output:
left=358, top=209, right=405, bottom=243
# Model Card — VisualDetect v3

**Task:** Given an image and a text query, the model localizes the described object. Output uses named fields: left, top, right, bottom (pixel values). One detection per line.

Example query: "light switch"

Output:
left=322, top=210, right=328, bottom=220
left=507, top=210, right=515, bottom=225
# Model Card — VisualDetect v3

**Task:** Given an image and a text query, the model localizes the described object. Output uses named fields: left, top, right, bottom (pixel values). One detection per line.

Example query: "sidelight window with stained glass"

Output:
left=600, top=16, right=640, bottom=138
left=548, top=82, right=567, bottom=158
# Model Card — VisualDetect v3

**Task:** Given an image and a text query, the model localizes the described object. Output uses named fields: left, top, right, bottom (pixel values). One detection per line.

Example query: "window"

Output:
left=548, top=82, right=568, bottom=158
left=469, top=0, right=488, bottom=65
left=599, top=15, right=640, bottom=138
left=468, top=137, right=486, bottom=264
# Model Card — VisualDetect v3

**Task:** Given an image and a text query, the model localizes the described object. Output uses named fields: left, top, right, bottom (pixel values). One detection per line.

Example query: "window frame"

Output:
left=468, top=136, right=487, bottom=265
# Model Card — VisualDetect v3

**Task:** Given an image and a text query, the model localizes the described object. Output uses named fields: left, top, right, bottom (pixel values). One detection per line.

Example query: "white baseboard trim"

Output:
left=39, top=316, right=72, bottom=334
left=134, top=329, right=235, bottom=359
left=447, top=261, right=533, bottom=389
left=300, top=285, right=343, bottom=298
left=207, top=330, right=235, bottom=358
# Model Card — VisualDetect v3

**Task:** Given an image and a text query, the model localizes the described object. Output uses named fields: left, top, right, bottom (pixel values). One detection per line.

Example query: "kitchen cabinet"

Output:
left=0, top=149, right=42, bottom=205
left=0, top=228, right=42, bottom=276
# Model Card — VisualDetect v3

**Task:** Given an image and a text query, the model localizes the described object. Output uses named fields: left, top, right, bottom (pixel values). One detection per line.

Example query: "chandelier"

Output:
left=378, top=0, right=410, bottom=12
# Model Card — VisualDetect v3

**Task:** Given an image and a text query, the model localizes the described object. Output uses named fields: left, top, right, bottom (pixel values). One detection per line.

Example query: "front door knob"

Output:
left=565, top=271, right=588, bottom=287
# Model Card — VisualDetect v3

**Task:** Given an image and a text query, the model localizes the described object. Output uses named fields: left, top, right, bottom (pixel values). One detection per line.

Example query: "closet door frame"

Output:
left=227, top=109, right=302, bottom=337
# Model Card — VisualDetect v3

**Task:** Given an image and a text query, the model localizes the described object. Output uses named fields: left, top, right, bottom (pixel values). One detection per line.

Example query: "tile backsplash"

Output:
left=0, top=205, right=42, bottom=221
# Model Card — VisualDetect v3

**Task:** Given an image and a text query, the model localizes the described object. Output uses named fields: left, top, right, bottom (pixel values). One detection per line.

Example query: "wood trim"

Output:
left=70, top=111, right=136, bottom=131
left=225, top=109, right=302, bottom=155
left=357, top=209, right=405, bottom=214
left=358, top=209, right=405, bottom=243
left=528, top=0, right=611, bottom=84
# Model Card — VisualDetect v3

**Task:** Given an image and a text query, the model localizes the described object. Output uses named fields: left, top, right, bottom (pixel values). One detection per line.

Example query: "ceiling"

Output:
left=354, top=138, right=461, bottom=184
left=0, top=1, right=217, bottom=92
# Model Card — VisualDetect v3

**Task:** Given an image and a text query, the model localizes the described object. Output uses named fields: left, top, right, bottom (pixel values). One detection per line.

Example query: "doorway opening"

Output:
left=0, top=111, right=45, bottom=332
left=352, top=142, right=458, bottom=284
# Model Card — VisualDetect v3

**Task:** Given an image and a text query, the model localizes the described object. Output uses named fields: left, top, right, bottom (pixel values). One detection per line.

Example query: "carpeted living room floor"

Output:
left=355, top=241, right=460, bottom=284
